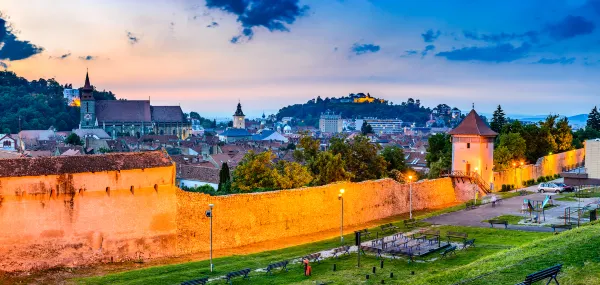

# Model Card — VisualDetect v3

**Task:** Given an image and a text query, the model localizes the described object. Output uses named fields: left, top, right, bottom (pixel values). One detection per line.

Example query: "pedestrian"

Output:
left=491, top=195, right=497, bottom=208
left=303, top=259, right=312, bottom=276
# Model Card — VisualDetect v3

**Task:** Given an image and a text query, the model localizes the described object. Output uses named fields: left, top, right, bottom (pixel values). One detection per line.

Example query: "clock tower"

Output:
left=80, top=71, right=96, bottom=129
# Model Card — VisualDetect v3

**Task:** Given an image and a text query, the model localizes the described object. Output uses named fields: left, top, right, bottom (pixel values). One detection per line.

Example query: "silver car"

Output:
left=537, top=182, right=565, bottom=193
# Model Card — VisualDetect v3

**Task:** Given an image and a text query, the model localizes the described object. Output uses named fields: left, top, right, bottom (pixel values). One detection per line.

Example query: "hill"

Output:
left=0, top=71, right=116, bottom=133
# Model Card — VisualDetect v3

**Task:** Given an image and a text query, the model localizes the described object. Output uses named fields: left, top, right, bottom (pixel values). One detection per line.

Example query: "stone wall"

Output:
left=493, top=148, right=584, bottom=189
left=176, top=178, right=462, bottom=255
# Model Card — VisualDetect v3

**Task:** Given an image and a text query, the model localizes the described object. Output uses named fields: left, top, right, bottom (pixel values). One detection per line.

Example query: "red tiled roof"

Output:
left=96, top=100, right=152, bottom=123
left=178, top=165, right=220, bottom=184
left=448, top=109, right=497, bottom=137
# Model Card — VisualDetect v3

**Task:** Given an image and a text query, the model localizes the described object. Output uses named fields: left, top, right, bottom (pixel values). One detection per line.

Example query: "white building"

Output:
left=319, top=110, right=342, bottom=133
left=364, top=119, right=403, bottom=134
left=586, top=139, right=600, bottom=179
left=63, top=89, right=80, bottom=106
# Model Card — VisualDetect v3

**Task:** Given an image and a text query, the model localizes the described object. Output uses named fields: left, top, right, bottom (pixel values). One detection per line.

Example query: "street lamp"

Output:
left=338, top=189, right=345, bottom=244
left=205, top=204, right=214, bottom=272
left=408, top=175, right=413, bottom=219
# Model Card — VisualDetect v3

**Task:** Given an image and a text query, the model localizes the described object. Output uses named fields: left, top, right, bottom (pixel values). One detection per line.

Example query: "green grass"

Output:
left=555, top=196, right=578, bottom=202
left=482, top=215, right=525, bottom=225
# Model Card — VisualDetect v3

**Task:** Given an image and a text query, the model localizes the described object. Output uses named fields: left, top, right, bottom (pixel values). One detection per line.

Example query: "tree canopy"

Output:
left=490, top=105, right=506, bottom=133
left=587, top=106, right=600, bottom=131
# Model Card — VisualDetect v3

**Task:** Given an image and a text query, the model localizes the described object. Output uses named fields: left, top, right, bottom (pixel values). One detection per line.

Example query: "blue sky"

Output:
left=1, top=0, right=600, bottom=118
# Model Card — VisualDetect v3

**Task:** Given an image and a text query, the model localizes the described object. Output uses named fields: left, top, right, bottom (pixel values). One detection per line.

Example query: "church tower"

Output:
left=233, top=101, right=245, bottom=129
left=80, top=71, right=96, bottom=129
left=448, top=108, right=497, bottom=189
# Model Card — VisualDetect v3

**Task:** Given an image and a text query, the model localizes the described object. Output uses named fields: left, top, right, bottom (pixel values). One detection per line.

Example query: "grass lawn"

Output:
left=482, top=215, right=524, bottom=225
left=555, top=196, right=578, bottom=202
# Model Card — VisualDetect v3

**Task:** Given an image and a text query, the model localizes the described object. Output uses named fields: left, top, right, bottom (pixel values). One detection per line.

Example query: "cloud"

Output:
left=400, top=50, right=418, bottom=58
left=546, top=15, right=595, bottom=40
left=350, top=43, right=380, bottom=55
left=463, top=30, right=539, bottom=43
left=421, top=45, right=435, bottom=57
left=205, top=0, right=309, bottom=43
left=435, top=43, right=531, bottom=63
left=0, top=16, right=44, bottom=61
left=126, top=31, right=140, bottom=45
left=0, top=61, right=7, bottom=69
left=78, top=55, right=96, bottom=61
left=50, top=52, right=71, bottom=60
left=421, top=29, right=441, bottom=43
left=206, top=21, right=219, bottom=28
left=535, top=57, right=576, bottom=65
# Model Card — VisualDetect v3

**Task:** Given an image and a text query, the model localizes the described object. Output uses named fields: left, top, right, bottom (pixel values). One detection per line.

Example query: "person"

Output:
left=303, top=259, right=312, bottom=276
left=491, top=195, right=497, bottom=208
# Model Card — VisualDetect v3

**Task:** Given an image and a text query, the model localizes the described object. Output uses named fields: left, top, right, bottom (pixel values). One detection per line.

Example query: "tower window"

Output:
left=86, top=102, right=89, bottom=112
left=467, top=143, right=471, bottom=149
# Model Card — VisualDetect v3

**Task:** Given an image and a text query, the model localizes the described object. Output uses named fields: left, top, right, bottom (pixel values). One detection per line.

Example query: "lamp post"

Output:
left=205, top=204, right=214, bottom=272
left=338, top=189, right=345, bottom=244
left=408, top=175, right=413, bottom=219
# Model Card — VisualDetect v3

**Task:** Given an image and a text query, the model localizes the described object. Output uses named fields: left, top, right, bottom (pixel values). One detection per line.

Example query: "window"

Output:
left=3, top=140, right=11, bottom=147
left=467, top=143, right=471, bottom=149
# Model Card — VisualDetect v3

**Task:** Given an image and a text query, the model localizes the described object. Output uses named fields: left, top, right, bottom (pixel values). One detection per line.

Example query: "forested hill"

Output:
left=276, top=95, right=432, bottom=126
left=0, top=71, right=116, bottom=133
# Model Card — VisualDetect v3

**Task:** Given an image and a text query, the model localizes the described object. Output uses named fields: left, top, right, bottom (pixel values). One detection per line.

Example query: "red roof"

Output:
left=96, top=100, right=152, bottom=123
left=448, top=109, right=497, bottom=136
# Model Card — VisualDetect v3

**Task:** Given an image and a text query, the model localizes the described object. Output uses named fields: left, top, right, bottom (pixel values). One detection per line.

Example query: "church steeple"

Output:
left=233, top=101, right=245, bottom=129
left=80, top=70, right=97, bottom=129
left=81, top=70, right=94, bottom=100
left=234, top=101, right=245, bottom=116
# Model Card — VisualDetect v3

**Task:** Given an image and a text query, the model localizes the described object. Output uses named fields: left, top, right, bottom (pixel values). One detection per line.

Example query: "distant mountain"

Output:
left=517, top=114, right=588, bottom=124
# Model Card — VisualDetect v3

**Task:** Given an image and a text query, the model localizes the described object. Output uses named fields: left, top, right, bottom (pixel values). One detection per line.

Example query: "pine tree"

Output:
left=361, top=121, right=374, bottom=135
left=217, top=162, right=231, bottom=192
left=490, top=105, right=507, bottom=133
left=587, top=106, right=600, bottom=131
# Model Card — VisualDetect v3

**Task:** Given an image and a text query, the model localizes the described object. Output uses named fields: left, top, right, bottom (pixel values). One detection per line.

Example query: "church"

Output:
left=79, top=72, right=191, bottom=139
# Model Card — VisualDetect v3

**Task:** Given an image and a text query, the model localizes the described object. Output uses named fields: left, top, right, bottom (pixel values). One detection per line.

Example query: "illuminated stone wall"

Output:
left=176, top=178, right=462, bottom=255
left=493, top=148, right=585, bottom=188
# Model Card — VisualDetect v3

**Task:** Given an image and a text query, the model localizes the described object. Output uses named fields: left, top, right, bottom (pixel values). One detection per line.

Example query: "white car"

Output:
left=537, top=183, right=565, bottom=193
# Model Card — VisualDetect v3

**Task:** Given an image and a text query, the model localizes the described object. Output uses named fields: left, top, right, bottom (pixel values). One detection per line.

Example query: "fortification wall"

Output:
left=176, top=178, right=462, bottom=255
left=493, top=149, right=584, bottom=188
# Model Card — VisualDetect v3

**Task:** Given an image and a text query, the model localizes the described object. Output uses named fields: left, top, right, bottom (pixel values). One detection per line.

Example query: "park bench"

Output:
left=403, top=218, right=417, bottom=228
left=371, top=238, right=384, bottom=247
left=422, top=230, right=440, bottom=245
left=359, top=229, right=372, bottom=238
left=389, top=249, right=415, bottom=262
left=266, top=260, right=288, bottom=275
left=180, top=277, right=208, bottom=285
left=488, top=219, right=508, bottom=229
left=515, top=264, right=562, bottom=285
left=331, top=246, right=350, bottom=258
left=303, top=253, right=321, bottom=263
left=440, top=245, right=457, bottom=258
left=463, top=239, right=475, bottom=249
left=551, top=224, right=573, bottom=232
left=224, top=268, right=251, bottom=285
left=466, top=200, right=477, bottom=210
left=410, top=232, right=427, bottom=242
left=380, top=223, right=399, bottom=233
left=359, top=246, right=382, bottom=259
left=446, top=231, right=468, bottom=243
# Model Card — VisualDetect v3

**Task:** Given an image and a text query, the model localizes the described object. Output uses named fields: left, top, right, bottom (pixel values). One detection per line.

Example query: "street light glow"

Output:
left=408, top=175, right=413, bottom=180
left=340, top=189, right=345, bottom=194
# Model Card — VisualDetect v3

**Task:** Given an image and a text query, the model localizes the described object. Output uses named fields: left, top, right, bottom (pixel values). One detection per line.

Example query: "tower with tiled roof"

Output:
left=448, top=108, right=498, bottom=188
left=233, top=101, right=245, bottom=129
left=80, top=71, right=96, bottom=129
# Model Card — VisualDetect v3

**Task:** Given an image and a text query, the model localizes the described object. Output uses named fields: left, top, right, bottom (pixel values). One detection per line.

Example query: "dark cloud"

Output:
left=405, top=50, right=418, bottom=55
left=421, top=45, right=435, bottom=57
left=535, top=57, right=576, bottom=65
left=435, top=43, right=531, bottom=63
left=78, top=55, right=96, bottom=61
left=463, top=30, right=539, bottom=43
left=0, top=16, right=44, bottom=61
left=0, top=61, right=7, bottom=69
left=51, top=52, right=71, bottom=60
left=333, top=47, right=339, bottom=52
left=546, top=15, right=595, bottom=40
left=126, top=31, right=140, bottom=45
left=205, top=0, right=309, bottom=43
left=351, top=43, right=380, bottom=55
left=421, top=29, right=441, bottom=43
left=207, top=21, right=219, bottom=28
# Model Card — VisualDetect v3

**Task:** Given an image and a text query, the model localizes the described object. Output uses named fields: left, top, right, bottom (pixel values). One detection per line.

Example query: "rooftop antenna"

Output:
left=472, top=103, right=475, bottom=110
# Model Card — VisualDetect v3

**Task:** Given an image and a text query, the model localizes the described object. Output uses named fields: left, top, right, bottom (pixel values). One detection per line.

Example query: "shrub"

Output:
left=501, top=184, right=507, bottom=191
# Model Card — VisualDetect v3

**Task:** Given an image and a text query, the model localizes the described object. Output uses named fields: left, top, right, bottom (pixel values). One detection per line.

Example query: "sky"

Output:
left=1, top=0, right=600, bottom=118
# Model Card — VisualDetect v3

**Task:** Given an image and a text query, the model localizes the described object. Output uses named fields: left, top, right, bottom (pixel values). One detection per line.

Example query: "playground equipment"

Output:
left=524, top=196, right=551, bottom=224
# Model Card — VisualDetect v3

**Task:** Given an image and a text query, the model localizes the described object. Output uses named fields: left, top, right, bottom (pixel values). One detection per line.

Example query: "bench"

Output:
left=303, top=253, right=321, bottom=263
left=403, top=219, right=417, bottom=228
left=551, top=224, right=573, bottom=232
left=371, top=238, right=384, bottom=247
left=463, top=239, right=475, bottom=249
left=446, top=231, right=468, bottom=243
left=389, top=249, right=415, bottom=262
left=440, top=245, right=457, bottom=258
left=380, top=223, right=399, bottom=233
left=331, top=246, right=350, bottom=258
left=266, top=260, right=288, bottom=275
left=180, top=277, right=208, bottom=285
left=360, top=246, right=382, bottom=259
left=466, top=200, right=477, bottom=210
left=515, top=264, right=562, bottom=285
left=488, top=219, right=508, bottom=229
left=224, top=268, right=251, bottom=285
left=359, top=229, right=371, bottom=238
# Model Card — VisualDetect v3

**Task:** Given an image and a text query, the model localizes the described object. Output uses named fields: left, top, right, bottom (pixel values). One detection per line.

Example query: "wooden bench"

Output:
left=359, top=246, right=382, bottom=259
left=388, top=249, right=415, bottom=262
left=303, top=253, right=321, bottom=263
left=266, top=260, right=288, bottom=275
left=440, top=245, right=457, bottom=258
left=370, top=238, right=384, bottom=247
left=331, top=246, right=350, bottom=258
left=466, top=200, right=477, bottom=210
left=488, top=219, right=508, bottom=229
left=380, top=223, right=399, bottom=233
left=551, top=224, right=573, bottom=232
left=403, top=219, right=417, bottom=228
left=463, top=239, right=475, bottom=249
left=359, top=229, right=371, bottom=238
left=515, top=264, right=562, bottom=285
left=446, top=231, right=468, bottom=243
left=180, top=277, right=208, bottom=285
left=224, top=268, right=251, bottom=285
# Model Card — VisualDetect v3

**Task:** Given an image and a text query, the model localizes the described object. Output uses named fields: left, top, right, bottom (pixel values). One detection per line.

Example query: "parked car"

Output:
left=555, top=183, right=575, bottom=192
left=538, top=183, right=565, bottom=193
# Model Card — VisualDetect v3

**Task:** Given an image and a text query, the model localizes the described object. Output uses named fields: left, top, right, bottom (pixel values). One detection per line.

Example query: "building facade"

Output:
left=364, top=118, right=403, bottom=134
left=63, top=89, right=80, bottom=106
left=220, top=102, right=251, bottom=143
left=233, top=102, right=245, bottom=129
left=319, top=110, right=343, bottom=133
left=586, top=139, right=600, bottom=179
left=448, top=109, right=498, bottom=188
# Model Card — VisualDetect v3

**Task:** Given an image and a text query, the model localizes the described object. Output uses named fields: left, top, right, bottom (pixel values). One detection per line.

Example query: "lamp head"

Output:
left=520, top=161, right=524, bottom=166
left=340, top=189, right=345, bottom=194
left=209, top=204, right=214, bottom=208
left=408, top=175, right=413, bottom=180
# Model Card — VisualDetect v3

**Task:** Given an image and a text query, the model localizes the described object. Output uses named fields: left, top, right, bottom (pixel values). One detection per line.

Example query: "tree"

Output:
left=554, top=117, right=573, bottom=152
left=189, top=112, right=201, bottom=120
left=494, top=132, right=527, bottom=170
left=232, top=151, right=278, bottom=191
left=311, top=151, right=353, bottom=185
left=65, top=133, right=83, bottom=146
left=493, top=146, right=513, bottom=171
left=490, top=105, right=507, bottom=133
left=425, top=133, right=452, bottom=168
left=293, top=132, right=320, bottom=164
left=332, top=135, right=387, bottom=181
left=587, top=106, right=600, bottom=131
left=361, top=121, right=374, bottom=135
left=573, top=127, right=600, bottom=148
left=274, top=161, right=313, bottom=189
left=381, top=145, right=407, bottom=172
left=218, top=162, right=231, bottom=192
